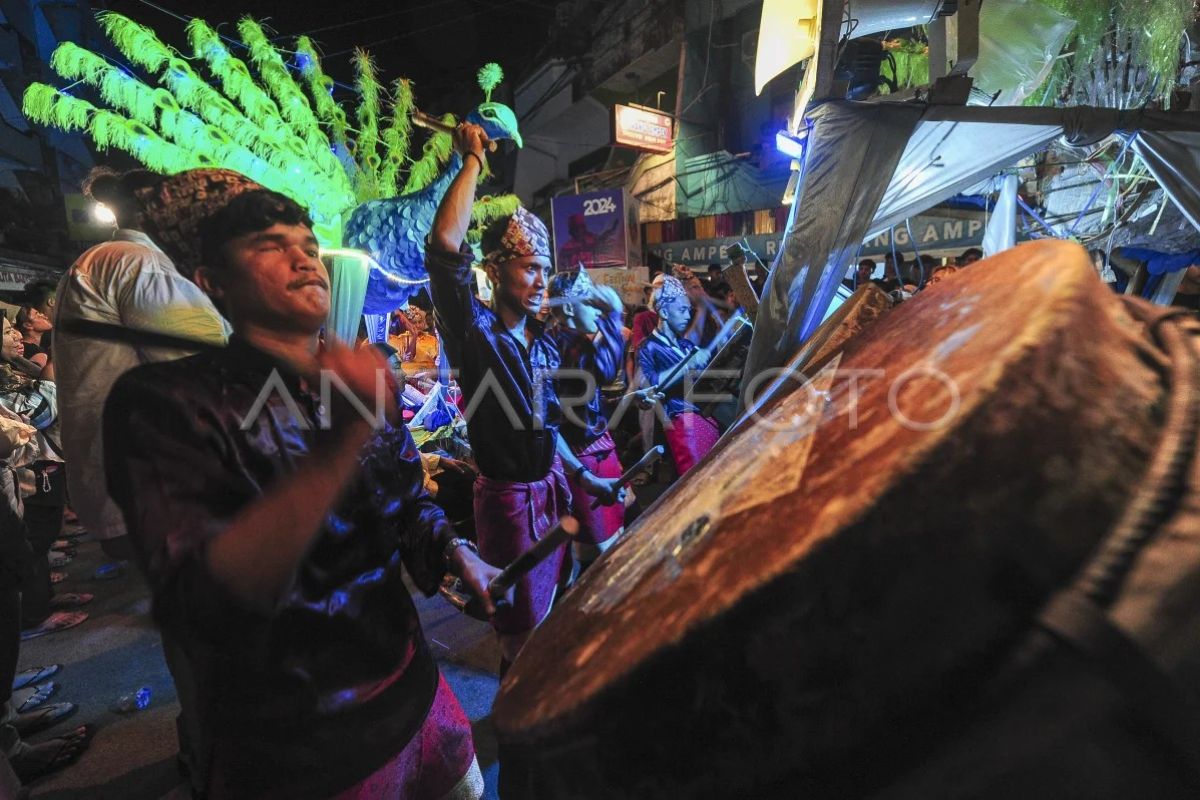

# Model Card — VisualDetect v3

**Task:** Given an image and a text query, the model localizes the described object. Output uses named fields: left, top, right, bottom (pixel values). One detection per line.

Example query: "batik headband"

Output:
left=133, top=168, right=267, bottom=277
left=484, top=207, right=551, bottom=266
left=651, top=275, right=688, bottom=312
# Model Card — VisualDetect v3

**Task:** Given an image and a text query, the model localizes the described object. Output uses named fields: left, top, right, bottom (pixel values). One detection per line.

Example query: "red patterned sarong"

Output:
left=664, top=412, right=720, bottom=476
left=333, top=675, right=482, bottom=800
left=474, top=464, right=572, bottom=635
left=565, top=431, right=624, bottom=548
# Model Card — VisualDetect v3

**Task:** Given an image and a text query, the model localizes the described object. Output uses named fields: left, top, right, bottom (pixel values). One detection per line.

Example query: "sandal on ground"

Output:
left=48, top=593, right=93, bottom=609
left=13, top=702, right=77, bottom=737
left=13, top=681, right=57, bottom=713
left=20, top=611, right=88, bottom=641
left=51, top=540, right=76, bottom=553
left=12, top=664, right=60, bottom=691
left=47, top=552, right=72, bottom=569
left=10, top=724, right=95, bottom=783
left=50, top=571, right=68, bottom=584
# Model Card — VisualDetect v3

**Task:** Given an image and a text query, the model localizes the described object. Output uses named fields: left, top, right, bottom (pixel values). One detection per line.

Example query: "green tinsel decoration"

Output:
left=352, top=49, right=383, bottom=203
left=477, top=63, right=504, bottom=102
left=403, top=112, right=456, bottom=194
left=1039, top=0, right=1194, bottom=106
left=379, top=78, right=414, bottom=198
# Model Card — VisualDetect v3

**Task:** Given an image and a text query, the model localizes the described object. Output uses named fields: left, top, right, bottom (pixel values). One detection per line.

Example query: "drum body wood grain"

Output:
left=495, top=241, right=1170, bottom=798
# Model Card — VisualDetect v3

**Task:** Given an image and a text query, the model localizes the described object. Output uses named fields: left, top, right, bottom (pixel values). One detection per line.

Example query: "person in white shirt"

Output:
left=53, top=169, right=229, bottom=559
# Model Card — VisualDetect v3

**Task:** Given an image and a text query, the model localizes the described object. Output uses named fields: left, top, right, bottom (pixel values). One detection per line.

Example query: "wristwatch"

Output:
left=443, top=537, right=477, bottom=567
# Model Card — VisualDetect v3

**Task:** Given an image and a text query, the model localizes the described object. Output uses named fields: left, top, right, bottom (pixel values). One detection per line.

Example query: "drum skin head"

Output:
left=495, top=241, right=1163, bottom=799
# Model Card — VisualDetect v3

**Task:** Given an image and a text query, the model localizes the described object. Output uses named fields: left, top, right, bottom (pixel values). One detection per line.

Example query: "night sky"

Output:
left=102, top=0, right=556, bottom=113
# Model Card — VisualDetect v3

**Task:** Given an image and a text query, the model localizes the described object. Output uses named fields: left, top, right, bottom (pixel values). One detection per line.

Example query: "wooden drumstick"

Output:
left=412, top=109, right=498, bottom=153
left=440, top=517, right=579, bottom=618
left=590, top=446, right=664, bottom=509
left=488, top=517, right=579, bottom=599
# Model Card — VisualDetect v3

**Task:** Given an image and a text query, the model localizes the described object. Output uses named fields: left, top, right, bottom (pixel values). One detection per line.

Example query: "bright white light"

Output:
left=92, top=203, right=116, bottom=224
left=776, top=130, right=808, bottom=161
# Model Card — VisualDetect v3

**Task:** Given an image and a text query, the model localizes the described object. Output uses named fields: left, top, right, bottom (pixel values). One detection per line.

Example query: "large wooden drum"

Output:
left=494, top=241, right=1194, bottom=797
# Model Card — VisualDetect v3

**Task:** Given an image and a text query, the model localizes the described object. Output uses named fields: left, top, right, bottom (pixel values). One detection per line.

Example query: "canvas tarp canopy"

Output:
left=744, top=100, right=1200, bottom=384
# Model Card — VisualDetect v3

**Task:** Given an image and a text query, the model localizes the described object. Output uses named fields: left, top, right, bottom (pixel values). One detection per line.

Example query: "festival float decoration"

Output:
left=21, top=12, right=523, bottom=309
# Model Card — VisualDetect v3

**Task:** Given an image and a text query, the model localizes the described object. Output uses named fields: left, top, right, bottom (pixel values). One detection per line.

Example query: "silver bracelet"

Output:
left=443, top=537, right=477, bottom=567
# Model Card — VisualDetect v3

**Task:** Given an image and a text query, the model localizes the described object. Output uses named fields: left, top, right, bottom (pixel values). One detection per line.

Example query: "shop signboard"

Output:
left=551, top=188, right=641, bottom=271
left=647, top=213, right=1000, bottom=267
left=612, top=104, right=674, bottom=154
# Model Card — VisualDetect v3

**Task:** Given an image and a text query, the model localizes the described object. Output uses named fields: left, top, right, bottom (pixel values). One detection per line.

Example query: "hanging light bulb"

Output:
left=93, top=203, right=116, bottom=224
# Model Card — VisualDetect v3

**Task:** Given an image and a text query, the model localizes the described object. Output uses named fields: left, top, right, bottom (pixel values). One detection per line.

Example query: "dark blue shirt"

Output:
left=637, top=329, right=704, bottom=418
left=550, top=308, right=624, bottom=451
left=427, top=244, right=562, bottom=482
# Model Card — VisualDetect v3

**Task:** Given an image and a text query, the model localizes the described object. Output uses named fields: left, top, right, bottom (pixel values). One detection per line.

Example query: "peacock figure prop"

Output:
left=21, top=13, right=523, bottom=309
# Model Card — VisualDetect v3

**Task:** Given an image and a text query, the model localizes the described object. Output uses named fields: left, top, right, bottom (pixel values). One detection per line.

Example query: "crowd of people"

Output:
left=0, top=110, right=1170, bottom=797
left=0, top=122, right=754, bottom=798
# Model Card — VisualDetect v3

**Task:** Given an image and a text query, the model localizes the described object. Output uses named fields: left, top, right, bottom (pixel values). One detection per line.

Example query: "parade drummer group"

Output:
left=82, top=122, right=740, bottom=797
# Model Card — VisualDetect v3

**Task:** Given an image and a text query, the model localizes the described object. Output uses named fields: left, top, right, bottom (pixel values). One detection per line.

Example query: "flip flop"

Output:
left=49, top=593, right=93, bottom=609
left=12, top=664, right=60, bottom=691
left=13, top=702, right=77, bottom=737
left=51, top=539, right=75, bottom=552
left=20, top=611, right=88, bottom=641
left=13, top=681, right=57, bottom=713
left=47, top=552, right=72, bottom=568
left=10, top=724, right=95, bottom=783
left=50, top=571, right=68, bottom=584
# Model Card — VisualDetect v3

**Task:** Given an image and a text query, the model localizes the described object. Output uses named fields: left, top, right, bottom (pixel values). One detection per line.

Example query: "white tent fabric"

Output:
left=743, top=101, right=1200, bottom=385
left=983, top=173, right=1019, bottom=257
left=1131, top=130, right=1200, bottom=234
left=868, top=121, right=1061, bottom=238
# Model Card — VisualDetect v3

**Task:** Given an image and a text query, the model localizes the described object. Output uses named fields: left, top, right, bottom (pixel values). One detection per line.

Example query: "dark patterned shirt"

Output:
left=550, top=308, right=624, bottom=451
left=427, top=244, right=563, bottom=482
left=103, top=335, right=452, bottom=798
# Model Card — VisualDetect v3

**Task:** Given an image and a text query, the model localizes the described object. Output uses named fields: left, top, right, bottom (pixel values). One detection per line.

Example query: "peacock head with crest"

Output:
left=465, top=63, right=522, bottom=148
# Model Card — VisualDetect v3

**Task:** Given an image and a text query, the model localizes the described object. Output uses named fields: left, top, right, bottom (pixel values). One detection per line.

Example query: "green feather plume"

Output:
left=379, top=78, right=414, bottom=198
left=352, top=49, right=383, bottom=202
left=96, top=12, right=174, bottom=73
left=477, top=62, right=503, bottom=102
left=295, top=36, right=349, bottom=154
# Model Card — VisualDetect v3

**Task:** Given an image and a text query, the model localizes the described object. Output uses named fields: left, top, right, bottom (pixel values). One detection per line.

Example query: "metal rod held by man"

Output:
left=412, top=110, right=497, bottom=152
